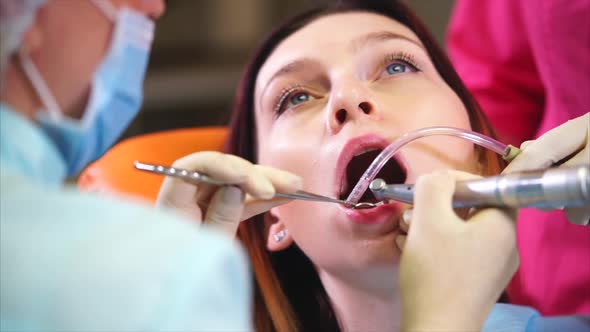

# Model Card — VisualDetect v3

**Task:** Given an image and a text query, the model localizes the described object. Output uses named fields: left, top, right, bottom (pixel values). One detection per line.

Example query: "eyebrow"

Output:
left=350, top=30, right=425, bottom=53
left=265, top=57, right=319, bottom=88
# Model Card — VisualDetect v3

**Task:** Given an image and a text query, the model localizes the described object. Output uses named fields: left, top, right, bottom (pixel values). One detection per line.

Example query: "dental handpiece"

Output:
left=370, top=165, right=590, bottom=224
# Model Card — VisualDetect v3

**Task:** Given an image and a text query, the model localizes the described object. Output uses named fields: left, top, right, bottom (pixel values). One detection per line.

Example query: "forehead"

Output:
left=256, top=11, right=422, bottom=92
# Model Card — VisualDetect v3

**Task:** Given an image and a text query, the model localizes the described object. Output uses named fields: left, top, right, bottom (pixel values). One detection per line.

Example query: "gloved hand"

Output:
left=398, top=170, right=519, bottom=332
left=157, top=151, right=302, bottom=237
left=503, top=112, right=589, bottom=225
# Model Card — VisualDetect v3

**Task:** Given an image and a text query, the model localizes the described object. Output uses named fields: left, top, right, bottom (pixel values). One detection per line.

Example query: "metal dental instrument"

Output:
left=369, top=165, right=590, bottom=225
left=275, top=191, right=376, bottom=209
left=346, top=126, right=521, bottom=203
left=133, top=161, right=377, bottom=209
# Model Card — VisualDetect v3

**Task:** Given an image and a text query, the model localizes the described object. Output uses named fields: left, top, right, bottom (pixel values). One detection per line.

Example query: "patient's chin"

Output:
left=320, top=233, right=402, bottom=275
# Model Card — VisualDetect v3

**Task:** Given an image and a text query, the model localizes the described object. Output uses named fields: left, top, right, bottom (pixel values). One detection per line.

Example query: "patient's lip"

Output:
left=340, top=200, right=402, bottom=225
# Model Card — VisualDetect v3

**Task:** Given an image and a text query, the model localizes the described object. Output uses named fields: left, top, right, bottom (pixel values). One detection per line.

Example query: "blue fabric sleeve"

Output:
left=484, top=303, right=590, bottom=332
left=0, top=177, right=253, bottom=331
left=484, top=303, right=539, bottom=332
left=529, top=314, right=590, bottom=332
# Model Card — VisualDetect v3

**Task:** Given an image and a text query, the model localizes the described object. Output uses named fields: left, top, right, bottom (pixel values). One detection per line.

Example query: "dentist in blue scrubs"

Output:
left=0, top=0, right=301, bottom=330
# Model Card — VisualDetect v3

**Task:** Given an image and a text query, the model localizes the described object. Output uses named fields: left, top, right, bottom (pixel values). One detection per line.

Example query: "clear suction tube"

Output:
left=346, top=127, right=518, bottom=203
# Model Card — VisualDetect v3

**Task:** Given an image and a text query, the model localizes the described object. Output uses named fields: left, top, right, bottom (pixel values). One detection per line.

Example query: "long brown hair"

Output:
left=224, top=1, right=503, bottom=331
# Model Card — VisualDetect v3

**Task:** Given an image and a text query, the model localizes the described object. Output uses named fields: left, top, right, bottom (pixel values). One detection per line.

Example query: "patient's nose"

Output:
left=327, top=83, right=377, bottom=134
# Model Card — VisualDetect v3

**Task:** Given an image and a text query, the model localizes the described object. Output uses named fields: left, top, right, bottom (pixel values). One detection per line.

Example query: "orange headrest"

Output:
left=78, top=127, right=227, bottom=203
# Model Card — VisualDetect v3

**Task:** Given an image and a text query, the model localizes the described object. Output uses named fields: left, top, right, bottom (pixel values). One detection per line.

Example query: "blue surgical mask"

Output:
left=19, top=0, right=155, bottom=177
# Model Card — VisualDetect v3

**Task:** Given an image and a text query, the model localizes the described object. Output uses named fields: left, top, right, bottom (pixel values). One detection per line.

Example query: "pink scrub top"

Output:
left=447, top=0, right=590, bottom=315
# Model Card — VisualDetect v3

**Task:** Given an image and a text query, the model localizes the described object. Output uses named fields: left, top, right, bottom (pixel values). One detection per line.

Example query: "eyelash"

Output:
left=273, top=84, right=305, bottom=115
left=273, top=52, right=421, bottom=115
left=381, top=51, right=421, bottom=73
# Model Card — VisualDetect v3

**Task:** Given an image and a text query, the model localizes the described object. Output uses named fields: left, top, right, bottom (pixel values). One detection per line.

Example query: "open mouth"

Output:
left=339, top=149, right=407, bottom=204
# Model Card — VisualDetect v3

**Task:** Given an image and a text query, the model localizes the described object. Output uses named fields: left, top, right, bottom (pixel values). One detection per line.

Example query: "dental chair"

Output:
left=78, top=127, right=227, bottom=202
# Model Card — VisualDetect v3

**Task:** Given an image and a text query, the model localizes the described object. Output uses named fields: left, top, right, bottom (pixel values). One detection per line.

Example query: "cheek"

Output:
left=379, top=79, right=470, bottom=128
left=39, top=4, right=112, bottom=116
left=258, top=135, right=344, bottom=199
left=257, top=117, right=347, bottom=266
left=402, top=140, right=479, bottom=182
left=376, top=79, right=478, bottom=177
left=273, top=200, right=352, bottom=273
left=405, top=84, right=478, bottom=173
left=273, top=201, right=330, bottom=233
left=257, top=112, right=333, bottom=190
left=258, top=134, right=321, bottom=181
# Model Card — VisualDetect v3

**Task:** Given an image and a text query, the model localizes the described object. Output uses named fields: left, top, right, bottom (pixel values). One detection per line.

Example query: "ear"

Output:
left=266, top=218, right=294, bottom=252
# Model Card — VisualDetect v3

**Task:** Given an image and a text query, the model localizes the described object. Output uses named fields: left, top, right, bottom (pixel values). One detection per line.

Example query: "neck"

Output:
left=319, top=266, right=402, bottom=332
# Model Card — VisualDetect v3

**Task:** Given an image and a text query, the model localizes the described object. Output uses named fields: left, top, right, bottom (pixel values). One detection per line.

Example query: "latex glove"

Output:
left=399, top=170, right=519, bottom=332
left=395, top=209, right=411, bottom=251
left=157, top=151, right=302, bottom=237
left=503, top=112, right=589, bottom=225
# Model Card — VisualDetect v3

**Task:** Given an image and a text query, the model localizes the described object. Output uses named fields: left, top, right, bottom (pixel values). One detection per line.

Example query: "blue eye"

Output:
left=275, top=89, right=315, bottom=115
left=288, top=92, right=311, bottom=107
left=385, top=61, right=415, bottom=75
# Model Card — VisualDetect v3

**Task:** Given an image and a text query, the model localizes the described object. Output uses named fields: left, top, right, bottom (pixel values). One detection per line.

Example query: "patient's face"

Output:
left=254, top=12, right=478, bottom=276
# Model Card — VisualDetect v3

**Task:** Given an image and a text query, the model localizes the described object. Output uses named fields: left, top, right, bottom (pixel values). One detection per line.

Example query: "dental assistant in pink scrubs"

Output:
left=447, top=0, right=590, bottom=316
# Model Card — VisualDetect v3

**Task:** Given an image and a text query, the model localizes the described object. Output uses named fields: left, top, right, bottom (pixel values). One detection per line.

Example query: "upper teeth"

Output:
left=354, top=148, right=379, bottom=157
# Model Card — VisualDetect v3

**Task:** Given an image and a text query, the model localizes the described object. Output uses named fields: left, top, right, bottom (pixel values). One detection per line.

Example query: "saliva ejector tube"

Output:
left=346, top=126, right=520, bottom=203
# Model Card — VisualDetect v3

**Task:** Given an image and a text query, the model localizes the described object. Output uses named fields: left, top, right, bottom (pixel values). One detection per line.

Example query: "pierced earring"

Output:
left=402, top=209, right=413, bottom=225
left=273, top=230, right=286, bottom=242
